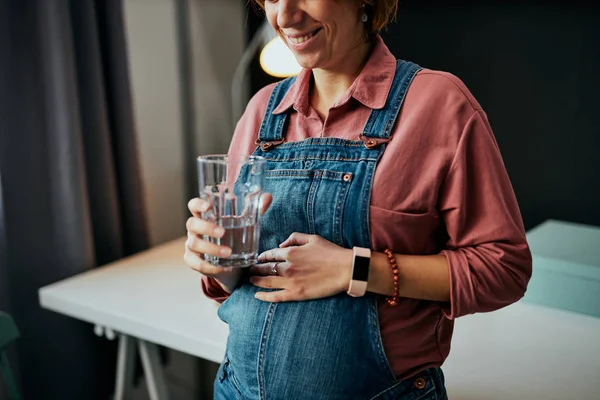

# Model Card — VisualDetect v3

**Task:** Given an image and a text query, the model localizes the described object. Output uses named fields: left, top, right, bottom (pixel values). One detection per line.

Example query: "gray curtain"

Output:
left=0, top=0, right=149, bottom=398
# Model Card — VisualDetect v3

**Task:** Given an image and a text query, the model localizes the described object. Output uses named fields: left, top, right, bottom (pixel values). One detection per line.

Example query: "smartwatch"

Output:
left=347, top=247, right=371, bottom=297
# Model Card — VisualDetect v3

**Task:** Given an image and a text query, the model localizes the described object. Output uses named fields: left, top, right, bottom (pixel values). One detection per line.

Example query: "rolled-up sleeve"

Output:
left=201, top=277, right=230, bottom=303
left=439, top=110, right=532, bottom=319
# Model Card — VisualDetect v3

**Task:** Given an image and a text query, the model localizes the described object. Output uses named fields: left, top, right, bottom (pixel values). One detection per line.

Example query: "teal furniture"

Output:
left=0, top=311, right=21, bottom=400
left=523, top=219, right=600, bottom=319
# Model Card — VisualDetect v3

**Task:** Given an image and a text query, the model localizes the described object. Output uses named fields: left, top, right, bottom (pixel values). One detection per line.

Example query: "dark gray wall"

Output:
left=385, top=2, right=600, bottom=230
left=248, top=2, right=600, bottom=231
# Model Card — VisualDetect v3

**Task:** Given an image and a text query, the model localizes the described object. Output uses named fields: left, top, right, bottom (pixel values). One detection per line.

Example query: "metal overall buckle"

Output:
left=255, top=138, right=286, bottom=151
left=358, top=135, right=391, bottom=149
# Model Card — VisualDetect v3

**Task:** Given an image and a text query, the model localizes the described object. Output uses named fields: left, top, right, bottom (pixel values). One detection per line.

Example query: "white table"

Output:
left=39, top=237, right=228, bottom=400
left=39, top=237, right=600, bottom=400
left=443, top=303, right=600, bottom=400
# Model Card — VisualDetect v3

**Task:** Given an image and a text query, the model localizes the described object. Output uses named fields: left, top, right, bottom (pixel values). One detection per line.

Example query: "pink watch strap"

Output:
left=347, top=247, right=371, bottom=297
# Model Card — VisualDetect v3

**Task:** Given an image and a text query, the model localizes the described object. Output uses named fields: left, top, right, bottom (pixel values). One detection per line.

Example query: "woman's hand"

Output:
left=249, top=233, right=353, bottom=302
left=184, top=194, right=272, bottom=292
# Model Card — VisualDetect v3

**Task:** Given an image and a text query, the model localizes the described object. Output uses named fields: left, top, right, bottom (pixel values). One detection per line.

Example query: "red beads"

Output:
left=383, top=249, right=400, bottom=306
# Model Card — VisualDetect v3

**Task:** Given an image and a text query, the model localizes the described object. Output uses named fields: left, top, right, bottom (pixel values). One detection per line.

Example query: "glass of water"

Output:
left=197, top=154, right=266, bottom=268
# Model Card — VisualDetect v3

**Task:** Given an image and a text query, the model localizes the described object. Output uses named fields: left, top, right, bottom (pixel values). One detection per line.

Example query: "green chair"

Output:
left=0, top=311, right=21, bottom=400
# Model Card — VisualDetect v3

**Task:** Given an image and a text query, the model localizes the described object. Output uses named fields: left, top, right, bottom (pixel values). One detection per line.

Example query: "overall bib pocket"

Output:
left=262, top=169, right=353, bottom=247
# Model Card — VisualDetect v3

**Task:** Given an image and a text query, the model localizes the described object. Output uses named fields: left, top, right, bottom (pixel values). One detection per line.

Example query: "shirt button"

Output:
left=413, top=377, right=426, bottom=389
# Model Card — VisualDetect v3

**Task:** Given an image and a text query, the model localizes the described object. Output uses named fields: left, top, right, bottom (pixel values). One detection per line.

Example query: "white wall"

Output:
left=124, top=0, right=186, bottom=247
left=188, top=0, right=246, bottom=155
left=123, top=0, right=245, bottom=397
left=124, top=0, right=245, bottom=247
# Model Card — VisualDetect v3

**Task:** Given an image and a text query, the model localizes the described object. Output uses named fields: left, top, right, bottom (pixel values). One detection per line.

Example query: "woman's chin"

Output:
left=294, top=56, right=323, bottom=71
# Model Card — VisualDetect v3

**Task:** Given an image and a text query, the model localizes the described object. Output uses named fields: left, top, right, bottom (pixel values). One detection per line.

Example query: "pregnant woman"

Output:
left=184, top=1, right=532, bottom=399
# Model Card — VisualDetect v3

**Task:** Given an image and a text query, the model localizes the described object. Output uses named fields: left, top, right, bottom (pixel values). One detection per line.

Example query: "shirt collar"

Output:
left=271, top=35, right=397, bottom=116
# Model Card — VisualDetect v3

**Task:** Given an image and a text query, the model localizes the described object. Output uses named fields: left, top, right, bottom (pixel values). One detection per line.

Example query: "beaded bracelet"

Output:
left=383, top=249, right=399, bottom=306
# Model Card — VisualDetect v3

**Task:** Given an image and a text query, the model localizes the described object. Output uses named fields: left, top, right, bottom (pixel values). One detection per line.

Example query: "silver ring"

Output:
left=271, top=262, right=280, bottom=276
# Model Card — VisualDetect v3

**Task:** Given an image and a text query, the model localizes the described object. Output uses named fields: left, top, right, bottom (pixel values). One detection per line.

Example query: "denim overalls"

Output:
left=215, top=60, right=447, bottom=400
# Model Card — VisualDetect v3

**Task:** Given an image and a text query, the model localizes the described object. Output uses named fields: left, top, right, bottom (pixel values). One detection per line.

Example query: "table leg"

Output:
left=114, top=334, right=135, bottom=400
left=138, top=339, right=170, bottom=400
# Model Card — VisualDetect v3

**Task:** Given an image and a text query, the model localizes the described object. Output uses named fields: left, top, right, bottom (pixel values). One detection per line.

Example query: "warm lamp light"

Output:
left=259, top=37, right=302, bottom=78
left=231, top=21, right=301, bottom=125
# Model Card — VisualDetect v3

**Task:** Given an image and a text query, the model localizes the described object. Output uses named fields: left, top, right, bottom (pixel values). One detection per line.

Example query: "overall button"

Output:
left=365, top=139, right=378, bottom=149
left=260, top=142, right=273, bottom=151
left=343, top=173, right=352, bottom=182
left=413, top=377, right=426, bottom=389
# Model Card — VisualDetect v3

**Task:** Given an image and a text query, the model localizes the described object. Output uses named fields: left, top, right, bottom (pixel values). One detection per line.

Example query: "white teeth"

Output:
left=287, top=31, right=317, bottom=44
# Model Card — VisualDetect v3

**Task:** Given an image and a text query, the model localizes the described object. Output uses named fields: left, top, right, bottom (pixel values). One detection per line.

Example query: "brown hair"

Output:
left=251, top=0, right=398, bottom=36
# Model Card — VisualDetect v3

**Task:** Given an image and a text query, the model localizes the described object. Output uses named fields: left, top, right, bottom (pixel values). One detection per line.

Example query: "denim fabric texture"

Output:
left=216, top=60, right=447, bottom=400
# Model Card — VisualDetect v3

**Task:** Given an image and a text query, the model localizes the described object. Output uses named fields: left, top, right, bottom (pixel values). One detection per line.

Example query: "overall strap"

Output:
left=256, top=76, right=296, bottom=150
left=360, top=60, right=422, bottom=148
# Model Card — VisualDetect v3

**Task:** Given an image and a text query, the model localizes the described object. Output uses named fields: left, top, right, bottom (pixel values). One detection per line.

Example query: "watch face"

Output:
left=353, top=255, right=370, bottom=282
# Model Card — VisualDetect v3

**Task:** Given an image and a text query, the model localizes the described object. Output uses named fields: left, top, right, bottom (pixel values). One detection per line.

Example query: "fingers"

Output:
left=254, top=289, right=302, bottom=303
left=259, top=193, right=273, bottom=216
left=250, top=261, right=290, bottom=292
left=186, top=216, right=223, bottom=238
left=183, top=246, right=230, bottom=275
left=249, top=275, right=286, bottom=289
left=279, top=232, right=313, bottom=248
left=186, top=231, right=231, bottom=258
left=186, top=216, right=231, bottom=257
left=191, top=194, right=270, bottom=217
left=183, top=247, right=203, bottom=269
left=257, top=248, right=288, bottom=263
left=250, top=262, right=284, bottom=276
left=187, top=197, right=212, bottom=217
left=185, top=200, right=232, bottom=262
left=249, top=263, right=273, bottom=276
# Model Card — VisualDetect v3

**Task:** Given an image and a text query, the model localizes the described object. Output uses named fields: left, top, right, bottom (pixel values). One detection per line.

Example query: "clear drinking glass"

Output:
left=197, top=154, right=266, bottom=268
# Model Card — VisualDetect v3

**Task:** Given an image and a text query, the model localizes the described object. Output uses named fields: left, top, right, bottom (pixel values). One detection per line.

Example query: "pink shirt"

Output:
left=202, top=36, right=532, bottom=379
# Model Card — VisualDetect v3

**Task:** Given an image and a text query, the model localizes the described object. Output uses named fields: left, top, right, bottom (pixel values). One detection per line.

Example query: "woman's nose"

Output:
left=276, top=0, right=303, bottom=29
